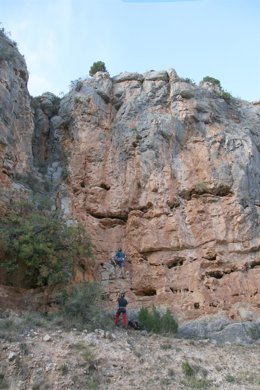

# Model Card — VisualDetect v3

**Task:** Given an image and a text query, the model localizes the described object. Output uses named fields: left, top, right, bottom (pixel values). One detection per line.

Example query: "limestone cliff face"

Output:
left=0, top=30, right=34, bottom=206
left=53, top=70, right=260, bottom=321
left=0, top=31, right=259, bottom=321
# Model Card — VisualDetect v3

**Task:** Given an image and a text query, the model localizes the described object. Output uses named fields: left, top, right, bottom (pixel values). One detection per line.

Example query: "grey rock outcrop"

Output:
left=0, top=29, right=34, bottom=205
left=179, top=315, right=260, bottom=345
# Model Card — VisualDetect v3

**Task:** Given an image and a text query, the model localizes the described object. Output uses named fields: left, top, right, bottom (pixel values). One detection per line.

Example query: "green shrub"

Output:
left=138, top=306, right=178, bottom=334
left=219, top=90, right=232, bottom=102
left=0, top=197, right=93, bottom=287
left=59, top=363, right=69, bottom=375
left=182, top=361, right=195, bottom=377
left=202, top=76, right=221, bottom=87
left=70, top=78, right=83, bottom=92
left=51, top=94, right=61, bottom=112
left=201, top=75, right=233, bottom=101
left=89, top=61, right=107, bottom=76
left=56, top=281, right=113, bottom=330
left=225, top=374, right=236, bottom=383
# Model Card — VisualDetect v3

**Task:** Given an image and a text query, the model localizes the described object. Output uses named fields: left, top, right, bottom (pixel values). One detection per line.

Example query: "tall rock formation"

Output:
left=48, top=70, right=259, bottom=321
left=0, top=30, right=259, bottom=321
left=0, top=29, right=34, bottom=207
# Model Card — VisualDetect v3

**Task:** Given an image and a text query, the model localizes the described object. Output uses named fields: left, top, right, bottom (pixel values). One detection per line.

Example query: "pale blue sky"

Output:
left=1, top=0, right=259, bottom=101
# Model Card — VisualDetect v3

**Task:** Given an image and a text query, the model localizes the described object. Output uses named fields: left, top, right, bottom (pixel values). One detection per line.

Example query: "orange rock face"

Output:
left=52, top=71, right=260, bottom=321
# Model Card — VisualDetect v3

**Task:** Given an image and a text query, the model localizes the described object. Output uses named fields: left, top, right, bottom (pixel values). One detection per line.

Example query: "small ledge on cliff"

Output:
left=112, top=72, right=144, bottom=83
left=204, top=265, right=240, bottom=280
left=179, top=184, right=232, bottom=200
left=87, top=210, right=128, bottom=224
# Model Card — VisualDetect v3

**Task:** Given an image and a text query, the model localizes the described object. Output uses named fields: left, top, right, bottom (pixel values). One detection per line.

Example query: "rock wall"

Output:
left=0, top=30, right=259, bottom=321
left=0, top=30, right=34, bottom=207
left=50, top=70, right=260, bottom=321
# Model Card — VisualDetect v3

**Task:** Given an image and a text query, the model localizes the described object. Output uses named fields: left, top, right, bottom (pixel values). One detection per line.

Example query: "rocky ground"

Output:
left=0, top=312, right=259, bottom=390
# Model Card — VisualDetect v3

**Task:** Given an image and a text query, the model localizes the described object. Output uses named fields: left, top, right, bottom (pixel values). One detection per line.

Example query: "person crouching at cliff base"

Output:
left=115, top=292, right=128, bottom=328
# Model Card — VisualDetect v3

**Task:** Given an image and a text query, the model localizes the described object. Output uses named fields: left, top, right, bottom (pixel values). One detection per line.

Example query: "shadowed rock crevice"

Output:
left=87, top=211, right=128, bottom=223
left=179, top=184, right=233, bottom=200
left=170, top=287, right=192, bottom=294
left=166, top=257, right=185, bottom=269
left=250, top=260, right=260, bottom=269
left=99, top=183, right=111, bottom=191
left=205, top=270, right=225, bottom=279
left=135, top=287, right=157, bottom=296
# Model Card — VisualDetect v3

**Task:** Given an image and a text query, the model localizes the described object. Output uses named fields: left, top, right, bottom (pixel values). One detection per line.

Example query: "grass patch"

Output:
left=0, top=310, right=60, bottom=341
left=85, top=378, right=99, bottom=389
left=161, top=342, right=173, bottom=350
left=181, top=361, right=213, bottom=389
left=182, top=361, right=195, bottom=377
left=59, top=363, right=69, bottom=375
left=70, top=342, right=95, bottom=363
left=225, top=373, right=236, bottom=383
left=186, top=378, right=213, bottom=389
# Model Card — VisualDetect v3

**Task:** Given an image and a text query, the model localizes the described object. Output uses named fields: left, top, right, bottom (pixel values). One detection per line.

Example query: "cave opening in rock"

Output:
left=135, top=288, right=156, bottom=296
left=99, top=183, right=110, bottom=191
left=206, top=270, right=224, bottom=279
left=166, top=257, right=185, bottom=269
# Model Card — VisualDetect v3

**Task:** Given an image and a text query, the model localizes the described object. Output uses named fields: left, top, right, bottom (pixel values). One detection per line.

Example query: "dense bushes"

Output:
left=138, top=306, right=178, bottom=334
left=0, top=197, right=93, bottom=287
left=56, top=281, right=113, bottom=330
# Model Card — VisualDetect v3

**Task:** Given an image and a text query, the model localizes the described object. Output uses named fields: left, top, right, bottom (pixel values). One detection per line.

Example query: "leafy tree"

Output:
left=0, top=197, right=93, bottom=287
left=89, top=61, right=107, bottom=76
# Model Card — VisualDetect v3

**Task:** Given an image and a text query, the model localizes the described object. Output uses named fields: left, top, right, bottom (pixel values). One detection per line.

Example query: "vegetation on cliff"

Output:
left=0, top=197, right=93, bottom=288
left=89, top=60, right=107, bottom=76
left=0, top=26, right=17, bottom=63
left=201, top=75, right=232, bottom=101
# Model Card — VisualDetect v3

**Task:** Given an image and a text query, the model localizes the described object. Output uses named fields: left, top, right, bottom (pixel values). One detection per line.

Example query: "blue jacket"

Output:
left=115, top=250, right=125, bottom=262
